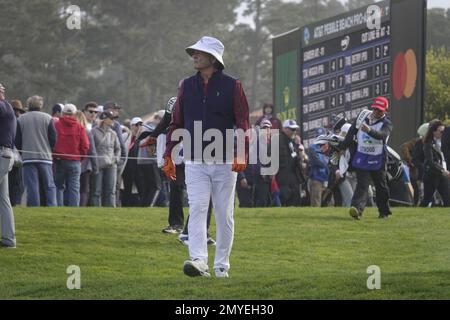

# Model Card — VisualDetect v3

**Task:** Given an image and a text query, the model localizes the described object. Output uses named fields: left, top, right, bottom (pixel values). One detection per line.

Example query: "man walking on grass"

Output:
left=339, top=96, right=393, bottom=219
left=163, top=36, right=250, bottom=278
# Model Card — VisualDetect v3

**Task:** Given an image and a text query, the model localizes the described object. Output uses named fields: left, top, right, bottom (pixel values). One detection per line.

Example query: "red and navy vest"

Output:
left=182, top=71, right=237, bottom=162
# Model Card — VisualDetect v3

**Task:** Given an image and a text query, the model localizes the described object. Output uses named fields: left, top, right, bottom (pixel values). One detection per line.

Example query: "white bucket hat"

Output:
left=186, top=36, right=225, bottom=69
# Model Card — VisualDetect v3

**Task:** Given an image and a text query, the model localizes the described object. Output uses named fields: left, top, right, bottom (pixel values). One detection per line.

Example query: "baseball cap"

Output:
left=314, top=134, right=329, bottom=145
left=52, top=103, right=64, bottom=114
left=283, top=119, right=300, bottom=130
left=104, top=101, right=121, bottom=110
left=99, top=110, right=115, bottom=120
left=130, top=117, right=143, bottom=126
left=315, top=127, right=327, bottom=136
left=96, top=105, right=104, bottom=113
left=260, top=119, right=272, bottom=129
left=370, top=96, right=389, bottom=112
left=62, top=104, right=77, bottom=115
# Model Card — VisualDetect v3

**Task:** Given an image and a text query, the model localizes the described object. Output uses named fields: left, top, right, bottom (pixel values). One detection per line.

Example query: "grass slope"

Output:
left=0, top=207, right=449, bottom=300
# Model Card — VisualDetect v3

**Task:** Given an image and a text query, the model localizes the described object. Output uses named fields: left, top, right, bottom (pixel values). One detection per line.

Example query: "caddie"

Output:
left=339, top=96, right=393, bottom=219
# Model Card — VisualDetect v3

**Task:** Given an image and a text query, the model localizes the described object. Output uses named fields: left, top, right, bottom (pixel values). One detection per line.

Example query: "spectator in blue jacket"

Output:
left=307, top=137, right=330, bottom=207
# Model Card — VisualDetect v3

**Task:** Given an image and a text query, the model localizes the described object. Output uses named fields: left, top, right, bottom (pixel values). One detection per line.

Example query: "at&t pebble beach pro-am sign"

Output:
left=297, top=0, right=426, bottom=149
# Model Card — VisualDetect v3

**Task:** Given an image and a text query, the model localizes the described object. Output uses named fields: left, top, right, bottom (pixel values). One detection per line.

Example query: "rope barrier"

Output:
left=14, top=149, right=157, bottom=161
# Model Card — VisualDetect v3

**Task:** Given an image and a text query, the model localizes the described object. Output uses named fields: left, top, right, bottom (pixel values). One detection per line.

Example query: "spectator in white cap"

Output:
left=91, top=111, right=121, bottom=207
left=103, top=102, right=126, bottom=206
left=121, top=117, right=144, bottom=206
left=53, top=104, right=90, bottom=206
left=250, top=118, right=274, bottom=208
left=306, top=134, right=330, bottom=207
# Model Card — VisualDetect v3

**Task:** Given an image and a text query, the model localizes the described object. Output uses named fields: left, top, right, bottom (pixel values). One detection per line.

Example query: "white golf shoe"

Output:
left=183, top=259, right=211, bottom=277
left=214, top=268, right=229, bottom=278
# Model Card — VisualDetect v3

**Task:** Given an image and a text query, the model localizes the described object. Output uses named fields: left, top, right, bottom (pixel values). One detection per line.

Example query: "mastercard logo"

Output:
left=393, top=49, right=417, bottom=100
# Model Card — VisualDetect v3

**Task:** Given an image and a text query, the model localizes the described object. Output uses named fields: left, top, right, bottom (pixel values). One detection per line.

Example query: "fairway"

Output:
left=1, top=206, right=449, bottom=300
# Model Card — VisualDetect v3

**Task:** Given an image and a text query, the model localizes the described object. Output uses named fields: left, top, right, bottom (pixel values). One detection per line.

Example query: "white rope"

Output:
left=15, top=149, right=156, bottom=161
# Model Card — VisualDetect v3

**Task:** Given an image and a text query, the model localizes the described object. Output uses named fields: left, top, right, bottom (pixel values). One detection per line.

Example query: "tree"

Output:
left=427, top=8, right=450, bottom=51
left=0, top=0, right=95, bottom=110
left=346, top=0, right=378, bottom=11
left=425, top=48, right=450, bottom=123
left=76, top=0, right=240, bottom=117
left=1, top=0, right=240, bottom=117
left=236, top=0, right=347, bottom=112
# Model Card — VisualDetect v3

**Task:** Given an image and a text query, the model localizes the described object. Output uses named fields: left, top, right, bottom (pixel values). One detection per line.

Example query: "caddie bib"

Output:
left=352, top=120, right=387, bottom=171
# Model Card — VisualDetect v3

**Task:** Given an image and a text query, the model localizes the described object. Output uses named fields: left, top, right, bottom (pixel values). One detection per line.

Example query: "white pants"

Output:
left=185, top=163, right=237, bottom=271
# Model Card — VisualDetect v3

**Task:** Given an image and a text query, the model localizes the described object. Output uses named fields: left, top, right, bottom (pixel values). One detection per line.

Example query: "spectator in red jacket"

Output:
left=53, top=104, right=89, bottom=207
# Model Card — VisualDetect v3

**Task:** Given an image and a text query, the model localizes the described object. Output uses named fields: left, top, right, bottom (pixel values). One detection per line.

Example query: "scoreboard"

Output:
left=272, top=0, right=426, bottom=149
left=300, top=0, right=392, bottom=147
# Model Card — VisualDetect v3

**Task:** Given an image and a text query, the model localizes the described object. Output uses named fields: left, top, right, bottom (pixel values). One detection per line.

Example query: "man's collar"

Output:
left=196, top=69, right=222, bottom=80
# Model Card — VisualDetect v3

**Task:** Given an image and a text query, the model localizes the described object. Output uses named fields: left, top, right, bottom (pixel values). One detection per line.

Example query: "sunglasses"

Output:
left=87, top=110, right=98, bottom=114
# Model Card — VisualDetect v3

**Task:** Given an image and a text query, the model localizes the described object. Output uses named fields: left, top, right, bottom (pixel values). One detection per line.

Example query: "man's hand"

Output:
left=139, top=136, right=157, bottom=147
left=360, top=123, right=371, bottom=133
left=443, top=170, right=450, bottom=179
left=335, top=170, right=342, bottom=181
left=163, top=156, right=176, bottom=181
left=232, top=157, right=247, bottom=173
left=240, top=178, right=249, bottom=189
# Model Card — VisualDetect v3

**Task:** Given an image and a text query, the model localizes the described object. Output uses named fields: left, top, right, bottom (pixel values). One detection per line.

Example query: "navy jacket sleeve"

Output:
left=150, top=112, right=171, bottom=138
left=48, top=121, right=57, bottom=149
left=15, top=121, right=22, bottom=150
left=165, top=82, right=185, bottom=158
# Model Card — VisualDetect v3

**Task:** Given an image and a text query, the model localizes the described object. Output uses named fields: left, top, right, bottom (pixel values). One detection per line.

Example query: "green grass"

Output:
left=1, top=206, right=449, bottom=300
